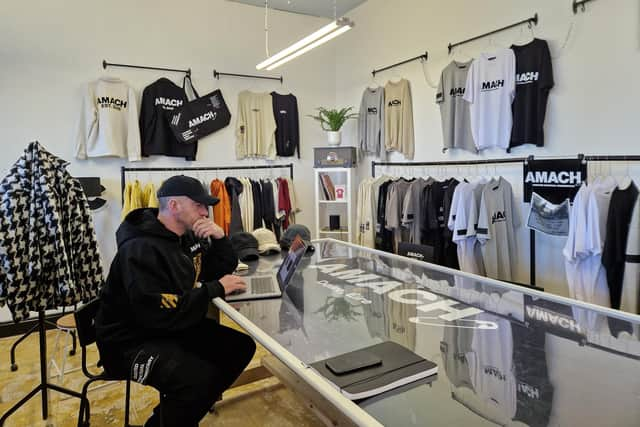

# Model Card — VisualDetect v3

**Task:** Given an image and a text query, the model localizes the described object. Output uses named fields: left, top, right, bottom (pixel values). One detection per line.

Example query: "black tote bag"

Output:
left=168, top=75, right=231, bottom=143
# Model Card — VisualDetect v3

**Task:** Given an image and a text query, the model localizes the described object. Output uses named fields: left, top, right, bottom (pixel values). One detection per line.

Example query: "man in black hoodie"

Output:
left=96, top=175, right=255, bottom=427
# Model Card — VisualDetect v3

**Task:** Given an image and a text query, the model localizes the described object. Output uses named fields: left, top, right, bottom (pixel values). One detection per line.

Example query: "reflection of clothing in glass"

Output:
left=512, top=323, right=553, bottom=427
left=469, top=315, right=517, bottom=420
left=440, top=321, right=475, bottom=390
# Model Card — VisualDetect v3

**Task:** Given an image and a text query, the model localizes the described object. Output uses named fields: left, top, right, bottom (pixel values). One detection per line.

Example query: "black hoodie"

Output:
left=96, top=208, right=237, bottom=350
left=139, top=78, right=198, bottom=160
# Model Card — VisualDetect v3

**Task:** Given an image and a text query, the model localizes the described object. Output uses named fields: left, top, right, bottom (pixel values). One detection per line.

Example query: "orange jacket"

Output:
left=210, top=179, right=231, bottom=235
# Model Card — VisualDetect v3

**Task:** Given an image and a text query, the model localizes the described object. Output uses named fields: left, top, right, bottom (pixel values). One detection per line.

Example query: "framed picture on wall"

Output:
left=335, top=184, right=346, bottom=200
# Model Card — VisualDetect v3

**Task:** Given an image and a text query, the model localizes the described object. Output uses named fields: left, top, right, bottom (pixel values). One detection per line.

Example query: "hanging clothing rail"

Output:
left=447, top=13, right=539, bottom=53
left=213, top=69, right=283, bottom=83
left=120, top=163, right=294, bottom=205
left=372, top=154, right=640, bottom=289
left=372, top=158, right=526, bottom=178
left=371, top=52, right=428, bottom=77
left=102, top=60, right=191, bottom=76
left=573, top=0, right=597, bottom=14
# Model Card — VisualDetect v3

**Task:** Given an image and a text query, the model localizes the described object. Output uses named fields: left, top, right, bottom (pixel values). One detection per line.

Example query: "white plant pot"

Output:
left=327, top=131, right=342, bottom=146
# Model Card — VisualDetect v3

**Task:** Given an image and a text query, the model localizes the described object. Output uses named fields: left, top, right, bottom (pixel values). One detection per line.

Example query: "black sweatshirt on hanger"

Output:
left=271, top=92, right=300, bottom=158
left=139, top=78, right=198, bottom=160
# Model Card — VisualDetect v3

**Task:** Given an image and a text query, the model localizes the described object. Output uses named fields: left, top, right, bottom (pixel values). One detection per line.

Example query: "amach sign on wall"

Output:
left=523, top=159, right=587, bottom=203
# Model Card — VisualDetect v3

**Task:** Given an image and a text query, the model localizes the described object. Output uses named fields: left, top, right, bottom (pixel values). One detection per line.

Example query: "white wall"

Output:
left=335, top=0, right=640, bottom=297
left=0, top=0, right=337, bottom=322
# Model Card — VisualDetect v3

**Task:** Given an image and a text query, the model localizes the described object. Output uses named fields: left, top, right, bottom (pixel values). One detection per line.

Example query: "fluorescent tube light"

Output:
left=256, top=17, right=354, bottom=71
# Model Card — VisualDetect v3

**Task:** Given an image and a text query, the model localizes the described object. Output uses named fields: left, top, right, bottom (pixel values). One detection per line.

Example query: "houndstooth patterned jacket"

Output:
left=0, top=142, right=103, bottom=322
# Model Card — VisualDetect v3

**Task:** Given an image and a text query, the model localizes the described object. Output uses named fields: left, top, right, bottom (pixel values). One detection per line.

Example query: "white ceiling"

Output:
left=226, top=0, right=366, bottom=18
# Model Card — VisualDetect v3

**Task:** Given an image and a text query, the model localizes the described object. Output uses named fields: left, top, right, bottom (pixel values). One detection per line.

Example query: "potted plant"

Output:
left=308, top=107, right=358, bottom=146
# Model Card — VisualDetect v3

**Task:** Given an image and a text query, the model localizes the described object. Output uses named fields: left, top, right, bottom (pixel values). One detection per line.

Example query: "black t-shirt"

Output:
left=139, top=78, right=198, bottom=160
left=603, top=181, right=639, bottom=309
left=376, top=181, right=394, bottom=253
left=271, top=92, right=300, bottom=158
left=422, top=178, right=459, bottom=268
left=509, top=39, right=554, bottom=150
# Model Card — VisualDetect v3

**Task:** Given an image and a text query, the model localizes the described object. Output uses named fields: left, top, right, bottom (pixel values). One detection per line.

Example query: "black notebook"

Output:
left=311, top=341, right=438, bottom=400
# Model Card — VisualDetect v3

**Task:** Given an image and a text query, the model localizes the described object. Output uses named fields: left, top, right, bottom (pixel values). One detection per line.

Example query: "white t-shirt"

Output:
left=563, top=180, right=615, bottom=331
left=451, top=181, right=487, bottom=275
left=463, top=50, right=516, bottom=151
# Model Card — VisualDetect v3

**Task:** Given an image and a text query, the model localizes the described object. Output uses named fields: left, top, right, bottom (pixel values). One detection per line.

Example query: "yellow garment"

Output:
left=143, top=182, right=159, bottom=208
left=210, top=179, right=231, bottom=235
left=121, top=182, right=132, bottom=220
left=130, top=180, right=144, bottom=211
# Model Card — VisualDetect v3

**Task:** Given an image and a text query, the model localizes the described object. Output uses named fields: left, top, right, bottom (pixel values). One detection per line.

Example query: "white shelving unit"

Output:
left=314, top=167, right=354, bottom=243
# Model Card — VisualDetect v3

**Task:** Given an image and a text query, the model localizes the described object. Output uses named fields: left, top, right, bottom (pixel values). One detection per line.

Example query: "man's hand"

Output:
left=219, top=274, right=247, bottom=296
left=193, top=218, right=225, bottom=240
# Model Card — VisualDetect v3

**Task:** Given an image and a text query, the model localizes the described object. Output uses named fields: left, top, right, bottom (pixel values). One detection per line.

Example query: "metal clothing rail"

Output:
left=213, top=69, right=283, bottom=83
left=573, top=0, right=597, bottom=14
left=102, top=60, right=191, bottom=76
left=120, top=164, right=294, bottom=205
left=371, top=52, right=428, bottom=77
left=372, top=158, right=526, bottom=179
left=447, top=13, right=539, bottom=53
left=372, top=154, right=640, bottom=290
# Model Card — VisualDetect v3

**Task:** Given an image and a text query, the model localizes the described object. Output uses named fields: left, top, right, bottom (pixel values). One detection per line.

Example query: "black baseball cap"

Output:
left=231, top=232, right=260, bottom=262
left=157, top=175, right=219, bottom=206
left=280, top=224, right=314, bottom=253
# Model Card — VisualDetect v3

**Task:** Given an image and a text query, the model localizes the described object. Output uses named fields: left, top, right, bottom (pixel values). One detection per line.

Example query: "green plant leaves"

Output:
left=307, top=106, right=359, bottom=131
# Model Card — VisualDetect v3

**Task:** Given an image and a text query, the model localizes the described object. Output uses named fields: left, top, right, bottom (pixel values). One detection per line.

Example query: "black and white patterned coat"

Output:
left=0, top=142, right=103, bottom=322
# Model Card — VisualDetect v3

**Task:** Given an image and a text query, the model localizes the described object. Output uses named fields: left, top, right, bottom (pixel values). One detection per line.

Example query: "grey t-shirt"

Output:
left=477, top=177, right=520, bottom=281
left=401, top=177, right=433, bottom=243
left=385, top=178, right=414, bottom=248
left=358, top=87, right=385, bottom=157
left=436, top=60, right=476, bottom=153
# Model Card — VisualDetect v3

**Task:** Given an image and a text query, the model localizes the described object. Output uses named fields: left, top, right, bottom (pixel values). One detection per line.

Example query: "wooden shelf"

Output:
left=319, top=229, right=349, bottom=234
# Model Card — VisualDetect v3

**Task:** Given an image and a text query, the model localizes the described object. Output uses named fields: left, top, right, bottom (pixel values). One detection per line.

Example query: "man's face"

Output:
left=175, top=197, right=209, bottom=231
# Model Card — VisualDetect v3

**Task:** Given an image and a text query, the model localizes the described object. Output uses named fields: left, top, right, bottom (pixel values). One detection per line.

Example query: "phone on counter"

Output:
left=325, top=352, right=382, bottom=375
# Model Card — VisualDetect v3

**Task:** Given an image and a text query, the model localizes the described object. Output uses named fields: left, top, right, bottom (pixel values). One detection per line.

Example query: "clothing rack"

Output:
left=213, top=69, right=283, bottom=83
left=0, top=312, right=85, bottom=426
left=372, top=154, right=640, bottom=289
left=447, top=13, right=539, bottom=53
left=573, top=0, right=597, bottom=14
left=120, top=164, right=294, bottom=205
left=371, top=52, right=428, bottom=77
left=102, top=60, right=191, bottom=76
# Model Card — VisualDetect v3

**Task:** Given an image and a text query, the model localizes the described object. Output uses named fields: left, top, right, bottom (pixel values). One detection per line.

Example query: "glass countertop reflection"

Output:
left=228, top=239, right=640, bottom=427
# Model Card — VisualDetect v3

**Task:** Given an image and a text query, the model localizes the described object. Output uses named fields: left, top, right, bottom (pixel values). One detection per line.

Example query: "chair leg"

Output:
left=78, top=377, right=102, bottom=427
left=124, top=379, right=131, bottom=427
left=70, top=330, right=77, bottom=356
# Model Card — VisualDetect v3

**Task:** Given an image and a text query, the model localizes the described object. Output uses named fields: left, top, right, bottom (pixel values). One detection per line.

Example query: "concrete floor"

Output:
left=0, top=315, right=324, bottom=426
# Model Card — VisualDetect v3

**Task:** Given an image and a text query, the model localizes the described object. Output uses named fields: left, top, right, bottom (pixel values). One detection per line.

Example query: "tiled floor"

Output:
left=0, top=316, right=324, bottom=426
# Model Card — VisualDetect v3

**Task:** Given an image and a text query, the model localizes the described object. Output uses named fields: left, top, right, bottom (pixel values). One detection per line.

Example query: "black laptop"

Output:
left=226, top=235, right=308, bottom=302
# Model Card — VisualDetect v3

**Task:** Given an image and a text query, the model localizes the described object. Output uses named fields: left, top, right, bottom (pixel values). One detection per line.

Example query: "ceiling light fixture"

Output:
left=256, top=8, right=354, bottom=71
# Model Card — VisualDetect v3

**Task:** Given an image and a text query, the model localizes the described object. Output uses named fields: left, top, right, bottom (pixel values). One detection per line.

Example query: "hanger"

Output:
left=368, top=70, right=381, bottom=89
left=388, top=66, right=404, bottom=84
left=513, top=21, right=535, bottom=46
left=450, top=44, right=473, bottom=64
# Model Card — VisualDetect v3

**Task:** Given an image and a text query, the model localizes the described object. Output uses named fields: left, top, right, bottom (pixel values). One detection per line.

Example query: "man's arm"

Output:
left=200, top=235, right=238, bottom=280
left=122, top=243, right=223, bottom=334
left=191, top=219, right=239, bottom=281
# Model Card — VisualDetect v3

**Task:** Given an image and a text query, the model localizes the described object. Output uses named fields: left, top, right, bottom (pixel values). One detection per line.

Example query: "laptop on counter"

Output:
left=226, top=235, right=308, bottom=302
